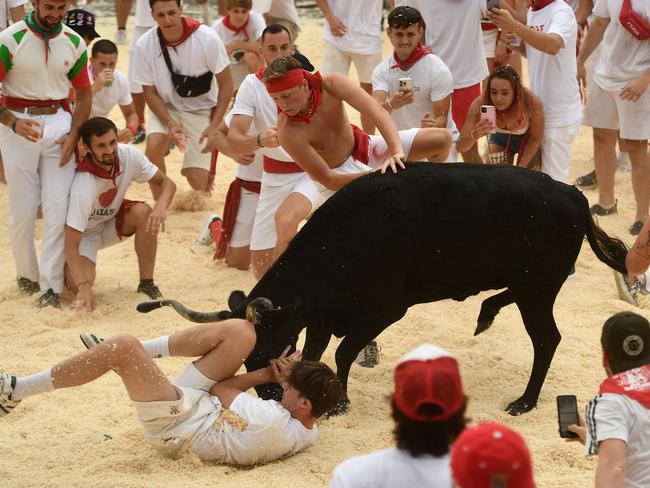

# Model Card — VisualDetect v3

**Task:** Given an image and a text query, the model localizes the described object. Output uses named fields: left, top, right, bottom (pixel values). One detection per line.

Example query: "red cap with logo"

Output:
left=451, top=422, right=535, bottom=488
left=393, top=344, right=464, bottom=422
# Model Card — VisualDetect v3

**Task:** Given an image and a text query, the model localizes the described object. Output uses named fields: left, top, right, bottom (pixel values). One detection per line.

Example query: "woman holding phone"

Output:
left=456, top=65, right=544, bottom=169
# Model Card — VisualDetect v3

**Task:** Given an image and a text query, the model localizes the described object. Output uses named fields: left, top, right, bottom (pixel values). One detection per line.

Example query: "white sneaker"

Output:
left=196, top=214, right=221, bottom=246
left=0, top=372, right=20, bottom=417
left=115, top=28, right=127, bottom=44
left=80, top=332, right=104, bottom=350
left=614, top=271, right=639, bottom=306
left=355, top=341, right=380, bottom=368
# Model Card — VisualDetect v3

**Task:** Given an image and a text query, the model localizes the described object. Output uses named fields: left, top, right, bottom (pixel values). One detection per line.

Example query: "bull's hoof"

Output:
left=327, top=399, right=350, bottom=417
left=228, top=290, right=247, bottom=313
left=246, top=297, right=274, bottom=325
left=505, top=397, right=537, bottom=416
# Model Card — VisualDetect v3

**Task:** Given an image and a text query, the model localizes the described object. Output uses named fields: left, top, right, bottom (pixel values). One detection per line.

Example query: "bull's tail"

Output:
left=583, top=196, right=628, bottom=274
left=136, top=299, right=232, bottom=323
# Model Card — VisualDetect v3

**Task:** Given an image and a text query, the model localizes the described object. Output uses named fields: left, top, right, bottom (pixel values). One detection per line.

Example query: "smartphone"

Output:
left=480, top=105, right=497, bottom=134
left=486, top=0, right=500, bottom=10
left=557, top=395, right=579, bottom=439
left=398, top=77, right=413, bottom=92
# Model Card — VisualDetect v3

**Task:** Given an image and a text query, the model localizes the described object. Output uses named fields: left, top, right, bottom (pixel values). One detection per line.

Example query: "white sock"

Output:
left=173, top=362, right=217, bottom=392
left=141, top=335, right=170, bottom=359
left=12, top=368, right=54, bottom=400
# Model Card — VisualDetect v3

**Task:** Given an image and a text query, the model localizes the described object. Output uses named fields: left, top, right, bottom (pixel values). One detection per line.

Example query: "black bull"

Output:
left=139, top=163, right=628, bottom=415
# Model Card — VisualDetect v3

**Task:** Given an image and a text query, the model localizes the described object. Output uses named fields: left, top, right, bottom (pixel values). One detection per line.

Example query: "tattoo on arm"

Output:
left=633, top=230, right=650, bottom=259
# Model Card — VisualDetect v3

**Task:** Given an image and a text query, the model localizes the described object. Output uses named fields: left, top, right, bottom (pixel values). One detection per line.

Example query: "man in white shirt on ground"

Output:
left=576, top=0, right=650, bottom=236
left=488, top=0, right=582, bottom=183
left=132, top=0, right=233, bottom=199
left=89, top=40, right=140, bottom=143
left=330, top=344, right=467, bottom=487
left=372, top=6, right=459, bottom=163
left=64, top=117, right=176, bottom=312
left=316, top=0, right=394, bottom=134
left=567, top=312, right=650, bottom=488
left=0, top=319, right=345, bottom=465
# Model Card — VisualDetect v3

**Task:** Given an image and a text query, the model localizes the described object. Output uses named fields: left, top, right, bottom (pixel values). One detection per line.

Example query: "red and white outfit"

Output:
left=527, top=0, right=582, bottom=183
left=90, top=68, right=132, bottom=118
left=127, top=0, right=156, bottom=94
left=131, top=19, right=230, bottom=172
left=320, top=0, right=384, bottom=84
left=372, top=45, right=459, bottom=162
left=212, top=11, right=266, bottom=89
left=585, top=365, right=650, bottom=487
left=66, top=145, right=158, bottom=261
left=232, top=70, right=320, bottom=252
left=0, top=18, right=90, bottom=293
left=396, top=0, right=488, bottom=130
left=583, top=0, right=650, bottom=141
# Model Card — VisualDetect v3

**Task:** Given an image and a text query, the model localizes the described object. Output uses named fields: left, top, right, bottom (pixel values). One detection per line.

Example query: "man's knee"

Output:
left=619, top=139, right=647, bottom=157
left=105, top=333, right=144, bottom=358
left=183, top=169, right=209, bottom=191
left=593, top=128, right=617, bottom=146
left=127, top=202, right=152, bottom=225
left=225, top=319, right=257, bottom=350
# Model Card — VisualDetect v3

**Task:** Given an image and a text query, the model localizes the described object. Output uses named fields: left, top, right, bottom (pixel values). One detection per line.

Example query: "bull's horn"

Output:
left=246, top=297, right=274, bottom=325
left=136, top=299, right=227, bottom=323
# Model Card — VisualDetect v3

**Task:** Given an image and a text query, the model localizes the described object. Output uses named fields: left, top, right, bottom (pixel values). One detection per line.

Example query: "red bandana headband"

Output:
left=265, top=68, right=308, bottom=93
left=265, top=69, right=323, bottom=123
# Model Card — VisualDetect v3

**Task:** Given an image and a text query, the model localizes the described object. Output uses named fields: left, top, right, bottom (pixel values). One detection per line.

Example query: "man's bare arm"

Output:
left=627, top=217, right=650, bottom=279
left=595, top=439, right=627, bottom=488
left=210, top=367, right=274, bottom=409
left=210, top=67, right=234, bottom=130
left=143, top=85, right=174, bottom=126
left=9, top=4, right=25, bottom=23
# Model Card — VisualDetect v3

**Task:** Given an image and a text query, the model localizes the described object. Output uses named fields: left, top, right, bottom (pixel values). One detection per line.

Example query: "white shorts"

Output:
left=230, top=188, right=260, bottom=248
left=128, top=25, right=154, bottom=94
left=541, top=123, right=580, bottom=183
left=318, top=128, right=420, bottom=201
left=249, top=172, right=320, bottom=251
left=148, top=105, right=212, bottom=172
left=321, top=42, right=383, bottom=84
left=78, top=220, right=125, bottom=263
left=482, top=28, right=498, bottom=59
left=583, top=82, right=650, bottom=141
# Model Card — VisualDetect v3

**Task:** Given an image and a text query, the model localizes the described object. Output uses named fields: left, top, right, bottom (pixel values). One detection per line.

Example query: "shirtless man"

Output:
left=264, top=56, right=451, bottom=198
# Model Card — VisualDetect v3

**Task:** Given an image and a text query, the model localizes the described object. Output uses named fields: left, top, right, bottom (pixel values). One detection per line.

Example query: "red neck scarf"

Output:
left=266, top=70, right=323, bottom=124
left=599, top=364, right=650, bottom=409
left=77, top=153, right=122, bottom=183
left=391, top=43, right=431, bottom=70
left=255, top=66, right=266, bottom=81
left=222, top=14, right=249, bottom=39
left=158, top=17, right=201, bottom=48
left=530, top=0, right=556, bottom=11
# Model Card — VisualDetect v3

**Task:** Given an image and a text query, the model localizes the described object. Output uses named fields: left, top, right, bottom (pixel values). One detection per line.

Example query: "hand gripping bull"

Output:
left=139, top=163, right=628, bottom=416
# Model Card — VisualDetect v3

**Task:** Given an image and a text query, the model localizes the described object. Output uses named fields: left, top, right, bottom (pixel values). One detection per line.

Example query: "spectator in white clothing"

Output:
left=330, top=344, right=467, bottom=488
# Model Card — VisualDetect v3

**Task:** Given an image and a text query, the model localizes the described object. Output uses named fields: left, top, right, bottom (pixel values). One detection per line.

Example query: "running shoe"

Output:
left=80, top=332, right=104, bottom=350
left=137, top=280, right=163, bottom=300
left=38, top=289, right=60, bottom=309
left=355, top=341, right=380, bottom=368
left=590, top=200, right=617, bottom=216
left=629, top=220, right=644, bottom=236
left=196, top=214, right=221, bottom=245
left=0, top=372, right=20, bottom=417
left=575, top=170, right=597, bottom=190
left=613, top=271, right=639, bottom=306
left=131, top=125, right=146, bottom=145
left=17, top=277, right=40, bottom=295
left=115, top=28, right=127, bottom=44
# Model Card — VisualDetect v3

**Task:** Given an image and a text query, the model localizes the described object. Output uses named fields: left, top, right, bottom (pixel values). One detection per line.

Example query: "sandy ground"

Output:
left=0, top=7, right=648, bottom=488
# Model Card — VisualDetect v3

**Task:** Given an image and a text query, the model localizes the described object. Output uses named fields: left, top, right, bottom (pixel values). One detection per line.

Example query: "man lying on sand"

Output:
left=0, top=319, right=344, bottom=465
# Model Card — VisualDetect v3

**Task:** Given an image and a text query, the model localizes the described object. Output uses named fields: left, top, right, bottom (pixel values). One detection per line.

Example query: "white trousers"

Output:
left=0, top=109, right=74, bottom=293
left=541, top=123, right=580, bottom=183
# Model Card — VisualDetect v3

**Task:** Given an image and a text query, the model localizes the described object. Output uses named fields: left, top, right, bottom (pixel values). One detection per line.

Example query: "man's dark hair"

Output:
left=288, top=361, right=345, bottom=418
left=261, top=23, right=293, bottom=44
left=91, top=39, right=118, bottom=58
left=79, top=117, right=118, bottom=147
left=263, top=56, right=302, bottom=82
left=391, top=397, right=467, bottom=457
left=227, top=0, right=252, bottom=9
left=387, top=6, right=425, bottom=30
left=149, top=0, right=181, bottom=9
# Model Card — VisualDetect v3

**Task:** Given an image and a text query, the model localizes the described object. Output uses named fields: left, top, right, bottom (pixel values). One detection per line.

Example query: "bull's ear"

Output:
left=228, top=290, right=247, bottom=312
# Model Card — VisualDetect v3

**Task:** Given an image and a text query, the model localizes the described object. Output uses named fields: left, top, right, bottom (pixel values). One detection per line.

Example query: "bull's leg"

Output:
left=303, top=326, right=332, bottom=361
left=506, top=297, right=561, bottom=416
left=475, top=289, right=515, bottom=335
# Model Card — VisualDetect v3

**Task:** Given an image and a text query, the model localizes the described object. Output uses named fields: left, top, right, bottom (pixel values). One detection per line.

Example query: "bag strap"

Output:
left=157, top=28, right=176, bottom=76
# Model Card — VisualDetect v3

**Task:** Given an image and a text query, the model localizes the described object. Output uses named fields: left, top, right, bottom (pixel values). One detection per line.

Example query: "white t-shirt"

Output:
left=592, top=0, right=650, bottom=92
left=585, top=393, right=650, bottom=488
left=372, top=53, right=459, bottom=140
left=396, top=0, right=488, bottom=88
left=131, top=24, right=230, bottom=112
left=212, top=11, right=266, bottom=64
left=330, top=448, right=453, bottom=488
left=268, top=0, right=300, bottom=27
left=322, top=0, right=383, bottom=55
left=90, top=69, right=132, bottom=118
left=526, top=0, right=582, bottom=127
left=66, top=145, right=158, bottom=234
left=223, top=111, right=263, bottom=182
left=211, top=393, right=318, bottom=465
left=135, top=0, right=155, bottom=28
left=0, top=0, right=25, bottom=30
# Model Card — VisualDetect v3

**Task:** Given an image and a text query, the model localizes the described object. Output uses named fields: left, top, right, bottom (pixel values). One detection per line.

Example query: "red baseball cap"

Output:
left=393, top=344, right=464, bottom=422
left=451, top=422, right=535, bottom=488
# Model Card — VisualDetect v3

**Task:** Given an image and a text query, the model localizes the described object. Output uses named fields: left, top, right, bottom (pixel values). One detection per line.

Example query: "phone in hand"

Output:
left=557, top=394, right=579, bottom=439
left=398, top=77, right=413, bottom=92
left=480, top=105, right=497, bottom=134
left=486, top=0, right=500, bottom=10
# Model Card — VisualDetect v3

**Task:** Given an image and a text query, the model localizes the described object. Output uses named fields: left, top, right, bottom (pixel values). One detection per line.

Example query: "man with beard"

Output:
left=0, top=0, right=92, bottom=308
left=64, top=117, right=176, bottom=312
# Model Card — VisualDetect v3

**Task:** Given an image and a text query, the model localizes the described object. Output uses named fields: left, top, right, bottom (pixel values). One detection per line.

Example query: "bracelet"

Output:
left=126, top=123, right=137, bottom=136
left=256, top=133, right=264, bottom=148
left=11, top=118, right=17, bottom=133
left=76, top=280, right=89, bottom=288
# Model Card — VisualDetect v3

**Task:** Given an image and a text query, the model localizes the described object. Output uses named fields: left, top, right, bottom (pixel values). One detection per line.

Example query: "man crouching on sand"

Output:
left=0, top=319, right=345, bottom=465
left=263, top=56, right=452, bottom=200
